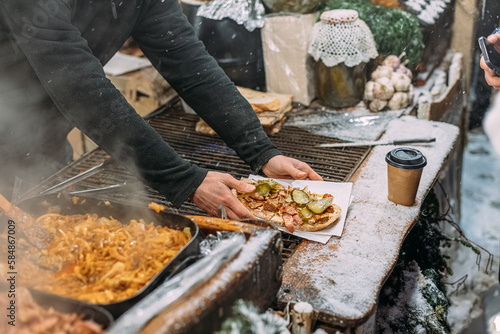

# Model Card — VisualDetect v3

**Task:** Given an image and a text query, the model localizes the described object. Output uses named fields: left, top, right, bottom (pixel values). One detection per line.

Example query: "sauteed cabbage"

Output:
left=23, top=213, right=191, bottom=304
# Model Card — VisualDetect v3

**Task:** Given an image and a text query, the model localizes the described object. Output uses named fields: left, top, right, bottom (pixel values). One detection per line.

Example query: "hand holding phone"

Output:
left=479, top=36, right=500, bottom=76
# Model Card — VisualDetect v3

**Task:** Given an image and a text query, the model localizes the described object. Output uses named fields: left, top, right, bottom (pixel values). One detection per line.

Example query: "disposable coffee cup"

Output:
left=385, top=147, right=427, bottom=206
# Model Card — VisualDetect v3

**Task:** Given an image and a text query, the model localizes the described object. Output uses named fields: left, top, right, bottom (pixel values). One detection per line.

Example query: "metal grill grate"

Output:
left=37, top=99, right=371, bottom=260
left=41, top=99, right=370, bottom=212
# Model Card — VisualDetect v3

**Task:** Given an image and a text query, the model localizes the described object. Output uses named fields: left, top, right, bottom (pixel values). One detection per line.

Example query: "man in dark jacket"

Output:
left=0, top=0, right=321, bottom=219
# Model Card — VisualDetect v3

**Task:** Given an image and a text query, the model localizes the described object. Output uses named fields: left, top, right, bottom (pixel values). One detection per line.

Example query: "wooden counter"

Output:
left=278, top=116, right=460, bottom=330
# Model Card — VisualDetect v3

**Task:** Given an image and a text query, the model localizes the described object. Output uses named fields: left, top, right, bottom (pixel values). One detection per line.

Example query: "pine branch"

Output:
left=436, top=182, right=495, bottom=274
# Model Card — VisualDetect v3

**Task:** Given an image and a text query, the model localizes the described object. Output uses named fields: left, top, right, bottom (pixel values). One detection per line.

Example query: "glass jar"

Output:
left=308, top=9, right=378, bottom=108
left=315, top=59, right=367, bottom=109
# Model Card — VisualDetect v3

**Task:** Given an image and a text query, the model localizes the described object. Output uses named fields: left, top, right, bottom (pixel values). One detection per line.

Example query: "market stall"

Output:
left=4, top=98, right=463, bottom=334
left=0, top=0, right=470, bottom=333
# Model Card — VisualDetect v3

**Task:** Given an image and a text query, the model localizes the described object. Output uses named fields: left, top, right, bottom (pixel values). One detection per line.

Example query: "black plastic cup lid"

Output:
left=385, top=147, right=427, bottom=170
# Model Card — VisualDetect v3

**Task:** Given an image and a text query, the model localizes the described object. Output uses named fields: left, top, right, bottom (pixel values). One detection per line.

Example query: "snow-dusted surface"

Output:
left=138, top=230, right=280, bottom=332
left=284, top=106, right=406, bottom=142
left=459, top=130, right=500, bottom=256
left=279, top=116, right=459, bottom=321
left=446, top=129, right=500, bottom=331
left=377, top=262, right=440, bottom=334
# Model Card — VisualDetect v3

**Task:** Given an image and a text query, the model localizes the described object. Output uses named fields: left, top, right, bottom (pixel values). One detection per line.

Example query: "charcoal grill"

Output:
left=36, top=98, right=371, bottom=260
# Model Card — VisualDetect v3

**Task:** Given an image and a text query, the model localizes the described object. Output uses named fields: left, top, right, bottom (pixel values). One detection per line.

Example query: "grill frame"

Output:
left=35, top=98, right=372, bottom=260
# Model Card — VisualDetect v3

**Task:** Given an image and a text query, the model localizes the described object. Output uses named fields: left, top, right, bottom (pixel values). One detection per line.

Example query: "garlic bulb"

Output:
left=373, top=77, right=394, bottom=100
left=364, top=81, right=375, bottom=101
left=382, top=55, right=401, bottom=71
left=371, top=65, right=393, bottom=81
left=363, top=54, right=415, bottom=112
left=388, top=92, right=409, bottom=110
left=369, top=99, right=388, bottom=113
left=391, top=72, right=412, bottom=92
left=395, top=65, right=413, bottom=79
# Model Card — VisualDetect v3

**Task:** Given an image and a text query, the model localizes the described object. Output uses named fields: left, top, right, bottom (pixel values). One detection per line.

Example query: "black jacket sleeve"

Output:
left=132, top=0, right=282, bottom=171
left=0, top=0, right=281, bottom=208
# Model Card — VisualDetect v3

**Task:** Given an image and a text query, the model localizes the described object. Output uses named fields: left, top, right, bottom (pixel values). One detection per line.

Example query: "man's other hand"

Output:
left=481, top=33, right=500, bottom=89
left=261, top=155, right=323, bottom=181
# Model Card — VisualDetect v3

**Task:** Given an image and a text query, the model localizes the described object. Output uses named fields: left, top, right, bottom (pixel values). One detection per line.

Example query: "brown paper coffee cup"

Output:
left=385, top=147, right=427, bottom=206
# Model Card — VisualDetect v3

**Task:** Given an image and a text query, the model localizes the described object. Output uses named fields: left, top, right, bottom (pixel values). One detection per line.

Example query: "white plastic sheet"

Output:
left=197, top=0, right=265, bottom=31
left=261, top=13, right=319, bottom=105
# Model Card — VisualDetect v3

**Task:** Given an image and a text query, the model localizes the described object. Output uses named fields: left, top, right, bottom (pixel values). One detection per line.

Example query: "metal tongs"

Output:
left=39, top=158, right=115, bottom=195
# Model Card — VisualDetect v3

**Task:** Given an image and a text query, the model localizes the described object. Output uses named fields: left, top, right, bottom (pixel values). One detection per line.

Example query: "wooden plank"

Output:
left=278, top=116, right=460, bottom=328
left=187, top=215, right=265, bottom=235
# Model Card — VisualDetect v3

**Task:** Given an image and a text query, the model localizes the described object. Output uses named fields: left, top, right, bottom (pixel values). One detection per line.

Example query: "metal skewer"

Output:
left=317, top=137, right=436, bottom=148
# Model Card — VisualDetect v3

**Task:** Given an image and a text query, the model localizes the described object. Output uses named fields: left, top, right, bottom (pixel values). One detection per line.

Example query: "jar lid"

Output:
left=385, top=147, right=427, bottom=170
left=320, top=9, right=359, bottom=24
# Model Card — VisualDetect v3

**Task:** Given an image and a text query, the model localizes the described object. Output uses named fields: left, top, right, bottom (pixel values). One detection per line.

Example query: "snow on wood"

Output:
left=279, top=116, right=460, bottom=324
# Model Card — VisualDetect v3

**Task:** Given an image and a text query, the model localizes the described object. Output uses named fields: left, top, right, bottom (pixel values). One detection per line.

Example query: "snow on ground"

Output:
left=460, top=129, right=500, bottom=256
left=446, top=128, right=500, bottom=331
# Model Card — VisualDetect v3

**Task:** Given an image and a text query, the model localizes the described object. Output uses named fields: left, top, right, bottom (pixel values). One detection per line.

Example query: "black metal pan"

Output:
left=30, top=289, right=114, bottom=329
left=17, top=193, right=200, bottom=319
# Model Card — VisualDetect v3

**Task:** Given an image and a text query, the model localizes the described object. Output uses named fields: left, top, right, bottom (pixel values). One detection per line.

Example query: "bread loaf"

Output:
left=237, top=87, right=280, bottom=112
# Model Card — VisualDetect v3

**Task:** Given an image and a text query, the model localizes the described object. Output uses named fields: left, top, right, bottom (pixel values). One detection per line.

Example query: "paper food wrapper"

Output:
left=193, top=89, right=293, bottom=135
left=248, top=175, right=352, bottom=244
left=104, top=52, right=152, bottom=76
left=261, top=13, right=319, bottom=106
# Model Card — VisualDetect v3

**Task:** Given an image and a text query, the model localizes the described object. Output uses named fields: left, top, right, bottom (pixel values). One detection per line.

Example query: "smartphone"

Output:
left=479, top=36, right=500, bottom=76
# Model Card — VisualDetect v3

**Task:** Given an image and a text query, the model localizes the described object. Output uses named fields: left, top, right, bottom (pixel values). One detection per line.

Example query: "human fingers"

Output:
left=263, top=156, right=323, bottom=181
left=287, top=163, right=322, bottom=180
left=222, top=174, right=256, bottom=194
left=224, top=202, right=255, bottom=220
left=193, top=172, right=256, bottom=219
left=484, top=69, right=500, bottom=90
left=190, top=172, right=232, bottom=216
left=207, top=186, right=254, bottom=220
left=294, top=161, right=323, bottom=181
left=480, top=55, right=488, bottom=71
left=480, top=56, right=497, bottom=77
left=216, top=176, right=256, bottom=219
left=488, top=33, right=500, bottom=46
left=480, top=57, right=500, bottom=89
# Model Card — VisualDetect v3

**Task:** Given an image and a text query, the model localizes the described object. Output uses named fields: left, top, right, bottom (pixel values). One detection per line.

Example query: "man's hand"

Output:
left=480, top=34, right=500, bottom=89
left=261, top=155, right=323, bottom=181
left=191, top=171, right=256, bottom=220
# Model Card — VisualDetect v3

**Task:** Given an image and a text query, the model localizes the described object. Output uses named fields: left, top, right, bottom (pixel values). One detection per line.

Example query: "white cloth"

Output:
left=197, top=0, right=265, bottom=31
left=308, top=16, right=378, bottom=68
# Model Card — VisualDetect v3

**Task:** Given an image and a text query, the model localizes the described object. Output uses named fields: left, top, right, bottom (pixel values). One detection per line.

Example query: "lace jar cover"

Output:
left=308, top=9, right=378, bottom=68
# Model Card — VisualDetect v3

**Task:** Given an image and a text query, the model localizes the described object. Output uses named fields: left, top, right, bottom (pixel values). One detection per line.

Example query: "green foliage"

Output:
left=216, top=300, right=289, bottom=334
left=400, top=190, right=452, bottom=275
left=435, top=305, right=446, bottom=322
left=321, top=0, right=424, bottom=69
left=457, top=238, right=481, bottom=255
left=422, top=269, right=449, bottom=322
left=377, top=190, right=452, bottom=333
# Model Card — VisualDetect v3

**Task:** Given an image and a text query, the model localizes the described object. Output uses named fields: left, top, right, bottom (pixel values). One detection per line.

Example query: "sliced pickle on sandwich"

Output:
left=292, top=189, right=309, bottom=205
left=307, top=197, right=333, bottom=214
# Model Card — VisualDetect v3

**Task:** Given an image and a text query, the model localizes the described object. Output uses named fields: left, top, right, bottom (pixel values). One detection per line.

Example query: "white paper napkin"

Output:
left=248, top=175, right=352, bottom=244
left=104, top=52, right=152, bottom=76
